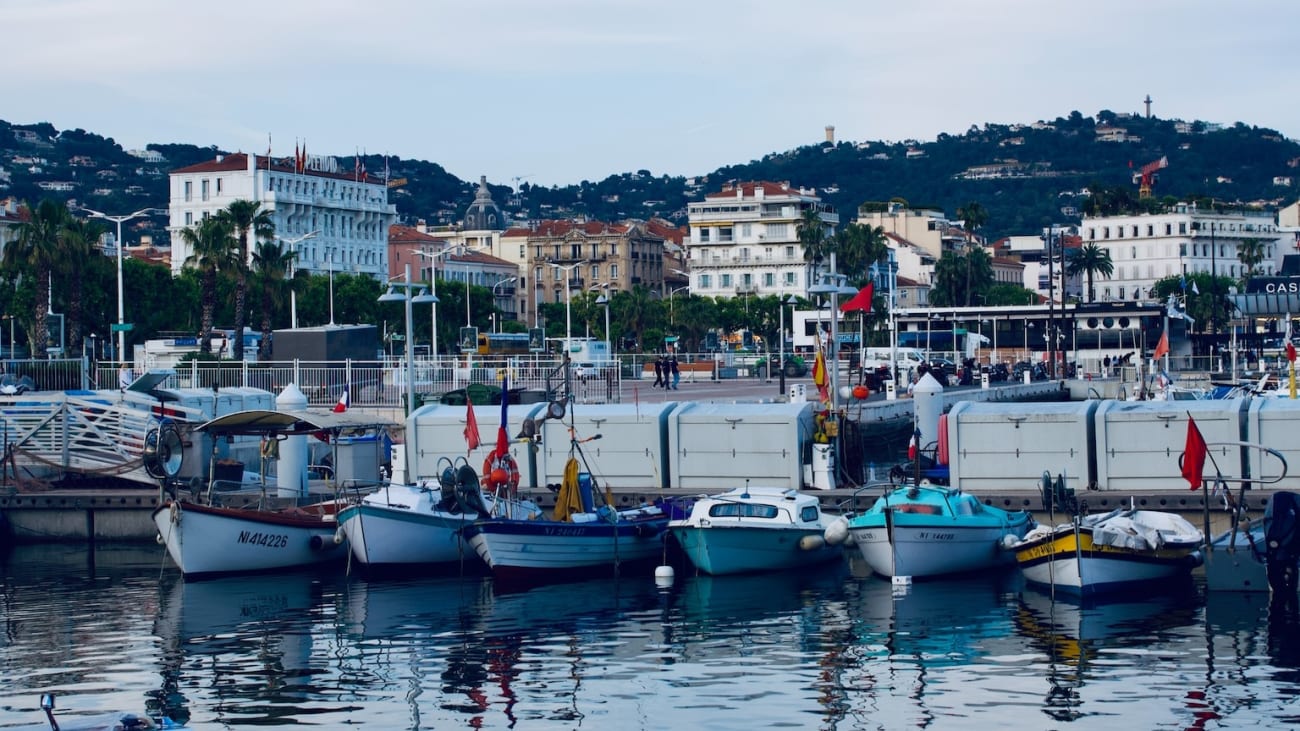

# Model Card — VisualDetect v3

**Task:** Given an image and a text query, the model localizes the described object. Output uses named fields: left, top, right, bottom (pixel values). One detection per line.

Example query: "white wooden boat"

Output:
left=338, top=463, right=542, bottom=568
left=152, top=498, right=346, bottom=576
left=668, top=486, right=842, bottom=575
left=1013, top=507, right=1203, bottom=596
left=824, top=483, right=1034, bottom=579
left=151, top=407, right=394, bottom=577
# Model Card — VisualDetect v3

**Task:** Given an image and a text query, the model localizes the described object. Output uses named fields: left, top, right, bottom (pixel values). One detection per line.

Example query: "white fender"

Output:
left=823, top=516, right=850, bottom=546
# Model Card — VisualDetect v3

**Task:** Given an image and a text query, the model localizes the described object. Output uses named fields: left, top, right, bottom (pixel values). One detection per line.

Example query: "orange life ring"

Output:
left=482, top=451, right=521, bottom=496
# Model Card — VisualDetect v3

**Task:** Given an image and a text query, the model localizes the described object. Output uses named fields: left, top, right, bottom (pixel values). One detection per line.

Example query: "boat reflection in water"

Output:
left=1013, top=584, right=1200, bottom=724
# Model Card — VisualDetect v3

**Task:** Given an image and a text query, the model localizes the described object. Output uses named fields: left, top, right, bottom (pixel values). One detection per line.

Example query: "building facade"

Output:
left=167, top=152, right=397, bottom=280
left=1079, top=203, right=1289, bottom=302
left=502, top=219, right=668, bottom=327
left=685, top=181, right=839, bottom=300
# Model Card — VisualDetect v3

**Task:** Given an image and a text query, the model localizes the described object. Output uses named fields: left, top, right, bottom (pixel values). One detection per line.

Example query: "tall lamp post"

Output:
left=668, top=285, right=689, bottom=326
left=492, top=277, right=518, bottom=331
left=778, top=294, right=798, bottom=395
left=548, top=261, right=585, bottom=357
left=283, top=230, right=320, bottom=329
left=595, top=294, right=611, bottom=358
left=81, top=207, right=154, bottom=363
left=378, top=264, right=437, bottom=415
left=412, top=247, right=459, bottom=360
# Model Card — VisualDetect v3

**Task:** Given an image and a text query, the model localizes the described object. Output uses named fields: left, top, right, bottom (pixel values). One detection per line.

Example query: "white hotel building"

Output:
left=685, top=181, right=838, bottom=299
left=1080, top=202, right=1289, bottom=302
left=167, top=152, right=396, bottom=280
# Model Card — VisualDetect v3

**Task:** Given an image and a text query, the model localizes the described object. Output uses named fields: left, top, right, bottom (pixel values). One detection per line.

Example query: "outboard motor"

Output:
left=454, top=464, right=492, bottom=519
left=1266, top=492, right=1300, bottom=603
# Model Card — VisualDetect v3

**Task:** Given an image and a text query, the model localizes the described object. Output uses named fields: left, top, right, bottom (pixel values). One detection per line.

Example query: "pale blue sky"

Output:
left=8, top=0, right=1299, bottom=187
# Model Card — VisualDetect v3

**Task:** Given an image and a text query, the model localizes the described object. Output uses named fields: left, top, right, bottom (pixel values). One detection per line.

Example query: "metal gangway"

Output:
left=0, top=385, right=198, bottom=489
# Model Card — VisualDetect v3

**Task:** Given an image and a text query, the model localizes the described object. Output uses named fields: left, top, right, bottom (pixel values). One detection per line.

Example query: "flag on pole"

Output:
left=812, top=347, right=829, bottom=405
left=839, top=282, right=875, bottom=313
left=1153, top=330, right=1170, bottom=362
left=495, top=376, right=510, bottom=458
left=464, top=401, right=481, bottom=454
left=907, top=427, right=921, bottom=460
left=1288, top=342, right=1296, bottom=364
left=332, top=388, right=349, bottom=413
left=1192, top=281, right=1200, bottom=295
left=1181, top=416, right=1208, bottom=490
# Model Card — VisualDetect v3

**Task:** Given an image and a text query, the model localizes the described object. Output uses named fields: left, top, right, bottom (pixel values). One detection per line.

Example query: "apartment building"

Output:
left=685, top=181, right=838, bottom=300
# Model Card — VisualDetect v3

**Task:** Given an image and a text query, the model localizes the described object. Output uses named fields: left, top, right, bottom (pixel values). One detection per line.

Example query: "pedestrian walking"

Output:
left=653, top=355, right=664, bottom=388
left=670, top=356, right=680, bottom=390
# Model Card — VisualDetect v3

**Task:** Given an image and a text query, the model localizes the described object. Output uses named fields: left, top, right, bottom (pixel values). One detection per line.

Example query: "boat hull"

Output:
left=842, top=487, right=1034, bottom=579
left=338, top=502, right=474, bottom=567
left=1204, top=525, right=1270, bottom=592
left=152, top=500, right=346, bottom=577
left=1015, top=526, right=1201, bottom=596
left=670, top=525, right=840, bottom=576
left=466, top=514, right=669, bottom=579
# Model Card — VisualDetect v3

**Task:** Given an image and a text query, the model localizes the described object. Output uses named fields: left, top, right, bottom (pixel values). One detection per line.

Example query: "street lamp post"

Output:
left=492, top=277, right=518, bottom=331
left=81, top=207, right=154, bottom=363
left=778, top=294, right=798, bottom=395
left=283, top=230, right=320, bottom=329
left=548, top=262, right=585, bottom=357
left=668, top=285, right=689, bottom=326
left=378, top=264, right=437, bottom=415
left=412, top=247, right=460, bottom=360
left=595, top=294, right=611, bottom=359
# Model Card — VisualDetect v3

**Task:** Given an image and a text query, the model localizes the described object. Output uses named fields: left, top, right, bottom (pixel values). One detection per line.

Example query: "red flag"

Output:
left=495, top=376, right=510, bottom=458
left=332, top=388, right=349, bottom=413
left=839, top=282, right=874, bottom=313
left=464, top=401, right=481, bottom=453
left=1287, top=341, right=1296, bottom=364
left=1181, top=416, right=1208, bottom=490
left=1153, top=330, right=1169, bottom=362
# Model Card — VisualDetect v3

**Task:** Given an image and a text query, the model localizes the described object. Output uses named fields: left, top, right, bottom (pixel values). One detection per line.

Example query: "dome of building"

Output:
left=463, top=175, right=506, bottom=231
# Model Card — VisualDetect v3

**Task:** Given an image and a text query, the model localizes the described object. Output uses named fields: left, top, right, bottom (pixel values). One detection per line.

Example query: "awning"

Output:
left=197, top=409, right=395, bottom=437
left=1227, top=292, right=1300, bottom=317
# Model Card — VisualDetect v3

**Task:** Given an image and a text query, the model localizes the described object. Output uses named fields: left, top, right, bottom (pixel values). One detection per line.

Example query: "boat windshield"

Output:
left=710, top=503, right=779, bottom=519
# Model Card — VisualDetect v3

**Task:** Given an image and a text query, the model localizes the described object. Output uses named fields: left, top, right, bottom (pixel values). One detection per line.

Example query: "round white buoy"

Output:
left=654, top=565, right=675, bottom=588
left=334, top=528, right=346, bottom=545
left=1000, top=534, right=1020, bottom=551
left=823, top=516, right=850, bottom=546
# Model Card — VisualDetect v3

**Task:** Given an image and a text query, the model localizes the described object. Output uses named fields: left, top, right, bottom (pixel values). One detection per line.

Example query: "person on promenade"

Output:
left=653, top=355, right=664, bottom=388
left=670, top=356, right=680, bottom=390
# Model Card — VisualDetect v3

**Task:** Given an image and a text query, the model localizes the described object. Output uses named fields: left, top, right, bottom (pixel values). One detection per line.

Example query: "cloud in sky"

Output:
left=8, top=0, right=1299, bottom=186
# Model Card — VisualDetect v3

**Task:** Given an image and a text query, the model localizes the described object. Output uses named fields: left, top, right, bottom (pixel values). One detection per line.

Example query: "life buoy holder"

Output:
left=482, top=451, right=521, bottom=496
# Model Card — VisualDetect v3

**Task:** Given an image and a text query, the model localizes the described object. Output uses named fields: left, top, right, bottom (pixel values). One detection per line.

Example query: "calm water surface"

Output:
left=2, top=544, right=1299, bottom=730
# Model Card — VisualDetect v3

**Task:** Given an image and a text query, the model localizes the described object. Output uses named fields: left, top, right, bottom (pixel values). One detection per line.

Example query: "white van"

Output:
left=861, top=347, right=928, bottom=375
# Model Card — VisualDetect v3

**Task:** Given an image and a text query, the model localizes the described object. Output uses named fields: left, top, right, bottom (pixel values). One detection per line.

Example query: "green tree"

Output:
left=217, top=200, right=275, bottom=361
left=180, top=216, right=235, bottom=354
left=1065, top=243, right=1115, bottom=303
left=251, top=240, right=296, bottom=359
left=832, top=222, right=889, bottom=284
left=1236, top=237, right=1267, bottom=286
left=56, top=216, right=106, bottom=356
left=930, top=247, right=993, bottom=307
left=4, top=200, right=69, bottom=357
left=956, top=201, right=989, bottom=306
left=798, top=206, right=832, bottom=290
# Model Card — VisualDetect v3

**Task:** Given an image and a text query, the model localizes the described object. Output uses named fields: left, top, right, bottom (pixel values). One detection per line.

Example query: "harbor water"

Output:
left=2, top=544, right=1298, bottom=730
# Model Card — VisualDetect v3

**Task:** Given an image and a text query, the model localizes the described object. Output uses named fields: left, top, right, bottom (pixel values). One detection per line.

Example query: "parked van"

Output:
left=861, top=347, right=928, bottom=377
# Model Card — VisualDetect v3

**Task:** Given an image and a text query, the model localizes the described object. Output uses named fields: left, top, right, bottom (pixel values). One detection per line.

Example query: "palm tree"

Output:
left=251, top=240, right=295, bottom=359
left=833, top=222, right=889, bottom=283
left=797, top=206, right=831, bottom=291
left=1065, top=243, right=1114, bottom=302
left=956, top=201, right=988, bottom=306
left=3, top=200, right=69, bottom=357
left=56, top=217, right=104, bottom=355
left=217, top=200, right=275, bottom=361
left=180, top=216, right=236, bottom=354
left=1237, top=237, right=1267, bottom=286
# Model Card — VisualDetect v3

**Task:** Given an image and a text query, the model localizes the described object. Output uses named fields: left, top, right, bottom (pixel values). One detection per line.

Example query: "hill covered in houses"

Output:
left=3, top=108, right=1299, bottom=245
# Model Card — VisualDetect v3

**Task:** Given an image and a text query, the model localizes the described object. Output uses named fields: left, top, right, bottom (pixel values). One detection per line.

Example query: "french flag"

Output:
left=907, top=428, right=921, bottom=460
left=333, top=388, right=350, bottom=413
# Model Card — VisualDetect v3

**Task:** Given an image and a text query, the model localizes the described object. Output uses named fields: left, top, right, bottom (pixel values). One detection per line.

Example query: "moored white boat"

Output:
left=1013, top=507, right=1203, bottom=596
left=825, top=483, right=1034, bottom=579
left=152, top=499, right=346, bottom=576
left=668, top=486, right=842, bottom=575
left=338, top=463, right=543, bottom=568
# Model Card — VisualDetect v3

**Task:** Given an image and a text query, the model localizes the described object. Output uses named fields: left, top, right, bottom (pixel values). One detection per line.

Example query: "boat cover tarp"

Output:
left=1088, top=509, right=1201, bottom=551
left=197, top=409, right=396, bottom=436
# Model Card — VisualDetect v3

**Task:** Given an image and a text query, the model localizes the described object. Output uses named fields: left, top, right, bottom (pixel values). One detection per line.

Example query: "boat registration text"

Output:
left=237, top=530, right=289, bottom=549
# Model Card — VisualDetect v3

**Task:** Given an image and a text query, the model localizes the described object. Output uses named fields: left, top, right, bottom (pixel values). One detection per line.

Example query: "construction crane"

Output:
left=1133, top=156, right=1168, bottom=199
